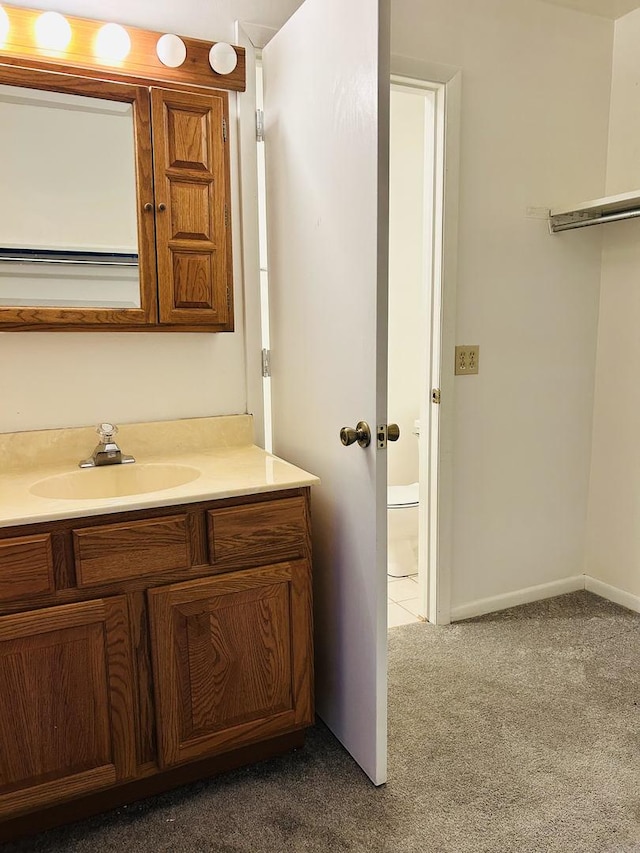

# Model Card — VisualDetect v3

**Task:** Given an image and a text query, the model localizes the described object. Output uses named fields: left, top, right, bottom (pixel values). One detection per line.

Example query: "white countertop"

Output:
left=0, top=415, right=320, bottom=528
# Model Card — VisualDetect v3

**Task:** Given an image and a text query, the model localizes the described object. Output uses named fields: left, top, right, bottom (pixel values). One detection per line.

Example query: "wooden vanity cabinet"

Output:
left=0, top=489, right=313, bottom=840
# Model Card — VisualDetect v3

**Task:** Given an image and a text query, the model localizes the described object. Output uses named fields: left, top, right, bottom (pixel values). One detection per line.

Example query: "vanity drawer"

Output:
left=0, top=534, right=55, bottom=602
left=207, top=497, right=308, bottom=568
left=73, top=515, right=191, bottom=587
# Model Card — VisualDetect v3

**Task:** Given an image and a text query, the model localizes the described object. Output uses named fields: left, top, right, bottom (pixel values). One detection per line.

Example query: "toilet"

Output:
left=387, top=481, right=419, bottom=577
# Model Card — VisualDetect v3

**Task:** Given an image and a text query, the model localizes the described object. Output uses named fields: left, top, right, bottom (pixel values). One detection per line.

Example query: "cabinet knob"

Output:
left=158, top=203, right=167, bottom=212
left=143, top=202, right=153, bottom=212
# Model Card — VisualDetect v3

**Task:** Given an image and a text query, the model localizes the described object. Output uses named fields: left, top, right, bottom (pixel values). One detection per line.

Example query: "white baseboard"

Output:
left=584, top=575, right=640, bottom=615
left=449, top=574, right=640, bottom=622
left=450, top=575, right=585, bottom=622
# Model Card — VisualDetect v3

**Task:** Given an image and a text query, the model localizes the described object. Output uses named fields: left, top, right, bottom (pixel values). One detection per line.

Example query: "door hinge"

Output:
left=222, top=116, right=228, bottom=142
left=432, top=388, right=441, bottom=404
left=226, top=286, right=231, bottom=310
left=224, top=203, right=229, bottom=228
left=256, top=108, right=264, bottom=142
left=262, top=348, right=271, bottom=377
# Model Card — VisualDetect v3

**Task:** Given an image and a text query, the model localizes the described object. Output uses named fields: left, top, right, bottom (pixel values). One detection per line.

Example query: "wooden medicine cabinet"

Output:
left=0, top=9, right=243, bottom=332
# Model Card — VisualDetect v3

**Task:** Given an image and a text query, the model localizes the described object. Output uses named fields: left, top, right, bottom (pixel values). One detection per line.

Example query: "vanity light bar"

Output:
left=0, top=4, right=246, bottom=92
left=0, top=248, right=139, bottom=266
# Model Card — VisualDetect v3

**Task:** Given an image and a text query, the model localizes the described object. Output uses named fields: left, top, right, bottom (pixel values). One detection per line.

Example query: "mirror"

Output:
left=0, top=83, right=140, bottom=309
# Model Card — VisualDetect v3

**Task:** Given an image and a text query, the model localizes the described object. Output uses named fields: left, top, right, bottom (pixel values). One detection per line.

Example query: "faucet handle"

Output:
left=97, top=422, right=118, bottom=443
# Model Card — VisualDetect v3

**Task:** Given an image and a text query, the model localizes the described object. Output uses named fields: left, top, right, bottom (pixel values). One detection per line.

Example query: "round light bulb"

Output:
left=35, top=11, right=72, bottom=51
left=0, top=6, right=10, bottom=47
left=94, top=23, right=131, bottom=62
left=156, top=33, right=186, bottom=68
left=208, top=42, right=238, bottom=76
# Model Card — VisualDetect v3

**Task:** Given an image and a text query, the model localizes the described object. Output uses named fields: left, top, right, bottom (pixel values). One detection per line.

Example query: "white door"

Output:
left=262, top=0, right=390, bottom=785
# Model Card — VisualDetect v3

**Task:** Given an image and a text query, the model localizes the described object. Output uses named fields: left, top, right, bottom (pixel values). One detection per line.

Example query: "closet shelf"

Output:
left=549, top=189, right=640, bottom=233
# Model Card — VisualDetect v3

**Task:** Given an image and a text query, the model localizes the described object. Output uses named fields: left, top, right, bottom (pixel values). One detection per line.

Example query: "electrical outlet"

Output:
left=455, top=345, right=479, bottom=375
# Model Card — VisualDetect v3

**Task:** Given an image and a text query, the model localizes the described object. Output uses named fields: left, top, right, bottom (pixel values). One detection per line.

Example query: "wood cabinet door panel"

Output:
left=0, top=597, right=136, bottom=817
left=152, top=87, right=232, bottom=329
left=172, top=251, right=217, bottom=309
left=149, top=561, right=313, bottom=767
left=208, top=497, right=309, bottom=569
left=73, top=515, right=190, bottom=587
left=0, top=534, right=55, bottom=602
left=165, top=102, right=212, bottom=171
left=169, top=180, right=214, bottom=241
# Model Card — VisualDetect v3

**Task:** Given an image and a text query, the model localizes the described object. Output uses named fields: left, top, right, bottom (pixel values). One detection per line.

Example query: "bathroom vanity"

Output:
left=0, top=416, right=318, bottom=840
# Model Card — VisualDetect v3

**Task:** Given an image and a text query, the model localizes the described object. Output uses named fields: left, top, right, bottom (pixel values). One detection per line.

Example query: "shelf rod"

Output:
left=550, top=207, right=640, bottom=233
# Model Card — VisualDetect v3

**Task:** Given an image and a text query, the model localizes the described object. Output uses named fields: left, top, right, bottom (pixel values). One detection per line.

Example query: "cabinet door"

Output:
left=148, top=561, right=313, bottom=768
left=151, top=88, right=233, bottom=329
left=0, top=597, right=136, bottom=818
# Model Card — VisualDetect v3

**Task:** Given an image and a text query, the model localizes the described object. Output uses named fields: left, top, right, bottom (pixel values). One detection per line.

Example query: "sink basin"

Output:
left=30, top=463, right=201, bottom=500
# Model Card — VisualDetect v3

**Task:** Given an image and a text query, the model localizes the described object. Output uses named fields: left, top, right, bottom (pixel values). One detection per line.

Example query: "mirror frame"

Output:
left=0, top=63, right=157, bottom=329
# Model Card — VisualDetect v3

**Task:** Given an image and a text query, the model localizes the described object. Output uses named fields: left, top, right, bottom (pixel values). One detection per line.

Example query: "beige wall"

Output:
left=392, top=0, right=613, bottom=608
left=585, top=8, right=640, bottom=599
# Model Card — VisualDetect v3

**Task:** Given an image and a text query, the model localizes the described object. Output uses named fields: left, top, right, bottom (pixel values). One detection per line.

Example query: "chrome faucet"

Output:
left=79, top=423, right=135, bottom=468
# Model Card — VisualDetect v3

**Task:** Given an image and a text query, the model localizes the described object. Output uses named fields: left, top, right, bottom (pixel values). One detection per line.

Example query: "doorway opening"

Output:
left=387, top=77, right=445, bottom=628
left=254, top=61, right=449, bottom=627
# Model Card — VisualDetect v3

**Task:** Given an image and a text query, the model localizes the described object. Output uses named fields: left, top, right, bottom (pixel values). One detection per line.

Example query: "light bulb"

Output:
left=208, top=42, right=238, bottom=76
left=0, top=6, right=9, bottom=47
left=94, top=23, right=131, bottom=62
left=156, top=33, right=186, bottom=68
left=35, top=11, right=72, bottom=51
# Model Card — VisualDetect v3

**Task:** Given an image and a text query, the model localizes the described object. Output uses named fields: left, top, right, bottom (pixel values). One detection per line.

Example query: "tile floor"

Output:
left=388, top=574, right=422, bottom=627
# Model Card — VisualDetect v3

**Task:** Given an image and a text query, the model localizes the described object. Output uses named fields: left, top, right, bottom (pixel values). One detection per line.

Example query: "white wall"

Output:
left=585, top=8, right=640, bottom=599
left=387, top=87, right=428, bottom=487
left=0, top=0, right=300, bottom=434
left=392, top=0, right=613, bottom=609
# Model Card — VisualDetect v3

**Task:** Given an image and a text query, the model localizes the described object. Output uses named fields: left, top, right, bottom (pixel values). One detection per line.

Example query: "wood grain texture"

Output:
left=0, top=8, right=246, bottom=93
left=73, top=515, right=191, bottom=587
left=0, top=488, right=313, bottom=827
left=152, top=88, right=233, bottom=329
left=0, top=489, right=308, bottom=616
left=148, top=561, right=313, bottom=768
left=127, top=592, right=156, bottom=767
left=0, top=534, right=54, bottom=602
left=0, top=596, right=136, bottom=816
left=208, top=497, right=309, bottom=569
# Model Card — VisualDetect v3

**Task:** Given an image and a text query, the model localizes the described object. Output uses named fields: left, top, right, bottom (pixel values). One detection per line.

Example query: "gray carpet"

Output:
left=6, top=590, right=640, bottom=852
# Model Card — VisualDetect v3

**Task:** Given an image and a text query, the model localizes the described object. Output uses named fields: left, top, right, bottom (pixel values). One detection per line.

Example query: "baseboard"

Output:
left=450, top=575, right=585, bottom=622
left=584, top=575, right=640, bottom=615
left=449, top=573, right=640, bottom=622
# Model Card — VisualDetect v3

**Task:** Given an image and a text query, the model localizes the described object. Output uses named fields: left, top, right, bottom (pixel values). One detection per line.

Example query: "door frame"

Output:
left=236, top=31, right=461, bottom=619
left=390, top=57, right=461, bottom=626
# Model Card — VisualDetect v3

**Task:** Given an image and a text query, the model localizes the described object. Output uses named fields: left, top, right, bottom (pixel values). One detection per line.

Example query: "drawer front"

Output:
left=73, top=515, right=190, bottom=588
left=0, top=534, right=55, bottom=603
left=208, top=497, right=308, bottom=568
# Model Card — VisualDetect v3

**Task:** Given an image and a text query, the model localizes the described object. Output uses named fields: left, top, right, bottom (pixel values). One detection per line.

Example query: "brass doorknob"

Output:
left=158, top=202, right=167, bottom=212
left=143, top=202, right=153, bottom=212
left=340, top=421, right=371, bottom=448
left=387, top=423, right=400, bottom=442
